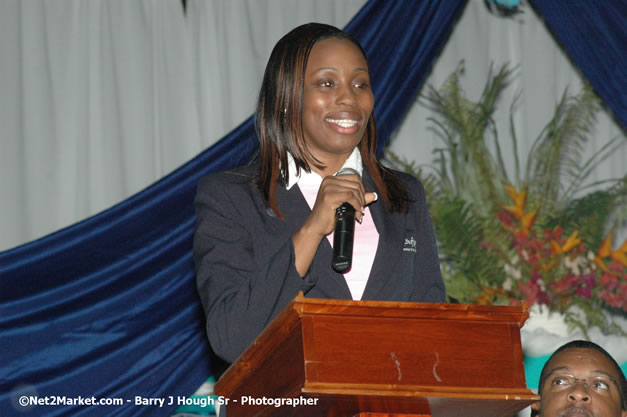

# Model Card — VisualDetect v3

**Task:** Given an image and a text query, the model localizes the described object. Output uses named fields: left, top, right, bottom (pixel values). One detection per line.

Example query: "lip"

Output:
left=324, top=118, right=360, bottom=135
left=326, top=111, right=362, bottom=121
left=562, top=407, right=591, bottom=417
left=324, top=111, right=363, bottom=135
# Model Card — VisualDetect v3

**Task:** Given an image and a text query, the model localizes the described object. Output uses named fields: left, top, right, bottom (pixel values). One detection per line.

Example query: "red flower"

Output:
left=518, top=281, right=540, bottom=307
left=600, top=273, right=618, bottom=290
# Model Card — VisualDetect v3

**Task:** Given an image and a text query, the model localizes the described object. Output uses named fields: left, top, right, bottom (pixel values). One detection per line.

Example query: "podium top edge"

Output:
left=290, top=293, right=529, bottom=322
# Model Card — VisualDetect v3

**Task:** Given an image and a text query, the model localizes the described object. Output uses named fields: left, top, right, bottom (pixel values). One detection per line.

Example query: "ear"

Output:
left=531, top=401, right=540, bottom=412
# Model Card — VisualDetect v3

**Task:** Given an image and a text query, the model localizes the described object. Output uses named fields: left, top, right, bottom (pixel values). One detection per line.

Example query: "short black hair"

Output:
left=537, top=340, right=626, bottom=410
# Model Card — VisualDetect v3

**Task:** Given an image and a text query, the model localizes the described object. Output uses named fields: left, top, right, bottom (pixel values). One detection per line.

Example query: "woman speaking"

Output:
left=193, top=23, right=445, bottom=364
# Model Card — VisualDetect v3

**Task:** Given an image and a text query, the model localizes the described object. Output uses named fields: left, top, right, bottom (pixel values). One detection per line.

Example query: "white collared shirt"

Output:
left=285, top=149, right=378, bottom=300
left=285, top=147, right=363, bottom=190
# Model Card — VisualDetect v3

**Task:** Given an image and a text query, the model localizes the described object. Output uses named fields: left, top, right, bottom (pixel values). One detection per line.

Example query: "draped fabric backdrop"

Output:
left=1, top=0, right=625, bottom=253
left=1, top=0, right=625, bottom=416
left=0, top=1, right=467, bottom=416
left=531, top=1, right=627, bottom=128
left=388, top=0, right=626, bottom=191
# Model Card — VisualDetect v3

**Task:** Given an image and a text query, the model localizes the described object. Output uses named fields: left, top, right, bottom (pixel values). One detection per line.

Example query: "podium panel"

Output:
left=215, top=294, right=539, bottom=417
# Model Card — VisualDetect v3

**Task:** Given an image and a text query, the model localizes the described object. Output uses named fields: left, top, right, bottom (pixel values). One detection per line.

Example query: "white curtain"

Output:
left=1, top=0, right=624, bottom=252
left=0, top=0, right=365, bottom=251
left=0, top=0, right=199, bottom=251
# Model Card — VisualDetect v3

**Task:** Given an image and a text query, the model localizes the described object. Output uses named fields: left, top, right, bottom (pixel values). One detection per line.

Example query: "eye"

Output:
left=590, top=378, right=610, bottom=391
left=318, top=79, right=334, bottom=88
left=354, top=81, right=370, bottom=89
left=551, top=376, right=571, bottom=386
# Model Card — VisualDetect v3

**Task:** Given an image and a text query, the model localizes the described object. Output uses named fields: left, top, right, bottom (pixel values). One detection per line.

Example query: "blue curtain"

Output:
left=0, top=1, right=467, bottom=415
left=530, top=1, right=627, bottom=128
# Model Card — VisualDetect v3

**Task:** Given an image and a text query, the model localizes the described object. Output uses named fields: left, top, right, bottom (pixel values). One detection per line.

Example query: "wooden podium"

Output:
left=214, top=294, right=539, bottom=417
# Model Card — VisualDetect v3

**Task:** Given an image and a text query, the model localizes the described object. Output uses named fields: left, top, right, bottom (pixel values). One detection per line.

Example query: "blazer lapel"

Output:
left=360, top=169, right=406, bottom=300
left=275, top=182, right=352, bottom=299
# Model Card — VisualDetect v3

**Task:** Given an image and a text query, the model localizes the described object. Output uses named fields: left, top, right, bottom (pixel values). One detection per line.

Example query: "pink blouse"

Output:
left=288, top=150, right=379, bottom=300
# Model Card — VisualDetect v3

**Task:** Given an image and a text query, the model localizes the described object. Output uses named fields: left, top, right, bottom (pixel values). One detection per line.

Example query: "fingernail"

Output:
left=373, top=192, right=378, bottom=201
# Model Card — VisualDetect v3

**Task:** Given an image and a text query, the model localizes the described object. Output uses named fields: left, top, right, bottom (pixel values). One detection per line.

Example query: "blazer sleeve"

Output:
left=193, top=174, right=314, bottom=363
left=406, top=175, right=446, bottom=303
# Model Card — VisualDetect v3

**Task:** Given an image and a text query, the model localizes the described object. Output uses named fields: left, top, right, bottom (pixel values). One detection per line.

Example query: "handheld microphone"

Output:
left=332, top=168, right=359, bottom=273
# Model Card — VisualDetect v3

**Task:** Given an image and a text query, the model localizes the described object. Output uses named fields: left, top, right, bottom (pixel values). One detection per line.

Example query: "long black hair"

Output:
left=254, top=22, right=408, bottom=218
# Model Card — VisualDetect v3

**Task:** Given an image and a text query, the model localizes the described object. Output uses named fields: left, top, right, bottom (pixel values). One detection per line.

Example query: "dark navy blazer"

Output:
left=193, top=162, right=445, bottom=363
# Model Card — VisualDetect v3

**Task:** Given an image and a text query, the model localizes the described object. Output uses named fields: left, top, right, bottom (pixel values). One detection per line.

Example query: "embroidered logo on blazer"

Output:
left=265, top=207, right=277, bottom=217
left=403, top=236, right=417, bottom=253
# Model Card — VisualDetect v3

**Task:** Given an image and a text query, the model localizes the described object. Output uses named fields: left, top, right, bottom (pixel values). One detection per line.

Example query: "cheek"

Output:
left=598, top=393, right=623, bottom=415
left=539, top=391, right=561, bottom=414
left=359, top=93, right=374, bottom=117
left=302, top=98, right=325, bottom=128
left=304, top=94, right=329, bottom=114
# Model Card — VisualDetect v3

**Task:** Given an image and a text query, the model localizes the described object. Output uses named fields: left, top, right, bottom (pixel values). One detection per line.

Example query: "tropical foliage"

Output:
left=387, top=62, right=627, bottom=336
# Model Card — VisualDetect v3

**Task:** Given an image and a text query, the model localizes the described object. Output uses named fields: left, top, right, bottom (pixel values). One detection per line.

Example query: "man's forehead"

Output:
left=548, top=347, right=618, bottom=378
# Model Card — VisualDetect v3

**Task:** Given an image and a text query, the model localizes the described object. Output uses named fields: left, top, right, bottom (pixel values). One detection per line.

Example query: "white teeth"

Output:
left=326, top=118, right=358, bottom=128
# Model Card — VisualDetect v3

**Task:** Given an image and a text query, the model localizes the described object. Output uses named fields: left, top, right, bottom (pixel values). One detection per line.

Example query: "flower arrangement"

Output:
left=388, top=62, right=627, bottom=336
left=495, top=185, right=626, bottom=315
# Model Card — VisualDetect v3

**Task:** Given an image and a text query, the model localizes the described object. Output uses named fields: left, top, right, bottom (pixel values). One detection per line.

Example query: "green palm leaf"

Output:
left=385, top=61, right=626, bottom=333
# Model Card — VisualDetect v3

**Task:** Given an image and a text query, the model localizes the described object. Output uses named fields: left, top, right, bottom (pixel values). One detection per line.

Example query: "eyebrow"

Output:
left=589, top=370, right=616, bottom=379
left=547, top=368, right=617, bottom=380
left=546, top=366, right=571, bottom=375
left=312, top=67, right=369, bottom=74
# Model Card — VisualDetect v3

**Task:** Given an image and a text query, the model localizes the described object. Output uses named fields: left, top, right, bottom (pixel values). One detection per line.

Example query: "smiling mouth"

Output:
left=325, top=118, right=358, bottom=128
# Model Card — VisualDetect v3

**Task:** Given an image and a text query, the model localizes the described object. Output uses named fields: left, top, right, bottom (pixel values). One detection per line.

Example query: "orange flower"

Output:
left=503, top=185, right=539, bottom=235
left=540, top=257, right=559, bottom=273
left=520, top=207, right=539, bottom=234
left=611, top=239, right=627, bottom=267
left=473, top=286, right=508, bottom=305
left=597, top=231, right=613, bottom=258
left=551, top=231, right=581, bottom=255
left=595, top=230, right=627, bottom=270
left=503, top=185, right=526, bottom=219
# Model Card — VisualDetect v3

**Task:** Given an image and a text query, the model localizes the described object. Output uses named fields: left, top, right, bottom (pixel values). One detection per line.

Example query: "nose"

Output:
left=336, top=83, right=356, bottom=106
left=567, top=380, right=590, bottom=403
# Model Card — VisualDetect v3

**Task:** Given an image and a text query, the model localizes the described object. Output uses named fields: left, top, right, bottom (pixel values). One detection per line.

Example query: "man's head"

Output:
left=532, top=340, right=626, bottom=417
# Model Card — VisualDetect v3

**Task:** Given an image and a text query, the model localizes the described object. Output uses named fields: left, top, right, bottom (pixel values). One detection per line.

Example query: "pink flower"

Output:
left=552, top=275, right=578, bottom=295
left=576, top=285, right=592, bottom=299
left=600, top=273, right=618, bottom=290
left=518, top=281, right=540, bottom=306
left=599, top=290, right=626, bottom=311
left=583, top=274, right=596, bottom=287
